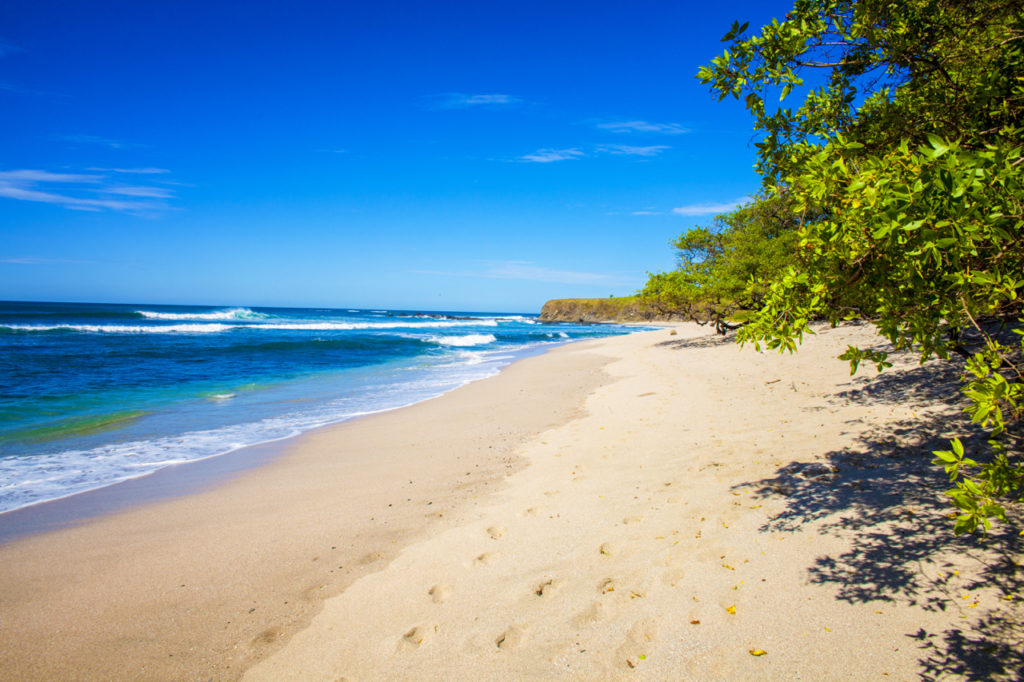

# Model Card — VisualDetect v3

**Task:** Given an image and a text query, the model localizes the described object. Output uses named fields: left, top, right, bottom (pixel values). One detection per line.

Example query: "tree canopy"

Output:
left=642, top=194, right=798, bottom=334
left=696, top=0, right=1023, bottom=533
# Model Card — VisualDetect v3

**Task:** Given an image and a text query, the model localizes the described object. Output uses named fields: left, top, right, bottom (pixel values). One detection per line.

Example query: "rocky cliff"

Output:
left=538, top=296, right=673, bottom=323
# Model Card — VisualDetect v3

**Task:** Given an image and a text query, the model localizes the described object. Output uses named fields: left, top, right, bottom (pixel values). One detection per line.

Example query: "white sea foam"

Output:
left=255, top=320, right=498, bottom=331
left=429, top=333, right=497, bottom=347
left=0, top=309, right=633, bottom=514
left=0, top=346, right=511, bottom=514
left=2, top=323, right=233, bottom=334
left=136, top=307, right=267, bottom=321
left=451, top=350, right=487, bottom=365
left=2, top=319, right=499, bottom=334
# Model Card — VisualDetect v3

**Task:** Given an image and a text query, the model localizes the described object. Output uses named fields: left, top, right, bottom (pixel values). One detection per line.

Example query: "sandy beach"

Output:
left=1, top=323, right=1021, bottom=680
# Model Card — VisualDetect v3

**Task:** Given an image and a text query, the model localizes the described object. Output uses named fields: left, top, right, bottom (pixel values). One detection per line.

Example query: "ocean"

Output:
left=0, top=301, right=644, bottom=514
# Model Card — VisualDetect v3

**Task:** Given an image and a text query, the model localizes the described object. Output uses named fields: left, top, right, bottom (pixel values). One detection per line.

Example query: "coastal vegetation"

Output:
left=641, top=193, right=798, bottom=334
left=538, top=296, right=667, bottom=323
left=645, top=0, right=1023, bottom=533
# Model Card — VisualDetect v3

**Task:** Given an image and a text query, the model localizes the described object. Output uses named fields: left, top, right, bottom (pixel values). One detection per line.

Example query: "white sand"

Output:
left=245, top=324, right=1021, bottom=680
left=1, top=323, right=1020, bottom=680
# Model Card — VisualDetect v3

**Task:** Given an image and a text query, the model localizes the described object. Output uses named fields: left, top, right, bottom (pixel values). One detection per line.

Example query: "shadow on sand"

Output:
left=656, top=333, right=736, bottom=351
left=738, top=358, right=1023, bottom=680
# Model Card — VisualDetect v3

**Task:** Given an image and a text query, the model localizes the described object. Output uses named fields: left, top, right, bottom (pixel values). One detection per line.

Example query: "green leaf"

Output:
left=692, top=0, right=1024, bottom=537
left=926, top=134, right=950, bottom=157
left=721, top=20, right=749, bottom=42
left=963, top=479, right=984, bottom=496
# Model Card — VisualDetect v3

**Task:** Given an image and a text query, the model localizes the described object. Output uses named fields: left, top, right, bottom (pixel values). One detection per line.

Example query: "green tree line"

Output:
left=644, top=0, right=1023, bottom=534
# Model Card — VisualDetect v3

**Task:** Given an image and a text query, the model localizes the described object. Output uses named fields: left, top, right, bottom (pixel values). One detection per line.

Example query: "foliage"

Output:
left=641, top=194, right=799, bottom=334
left=698, top=0, right=1024, bottom=532
left=538, top=296, right=665, bottom=322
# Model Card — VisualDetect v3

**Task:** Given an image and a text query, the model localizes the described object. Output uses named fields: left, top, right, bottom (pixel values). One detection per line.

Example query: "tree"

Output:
left=698, top=0, right=1024, bottom=533
left=642, top=194, right=799, bottom=334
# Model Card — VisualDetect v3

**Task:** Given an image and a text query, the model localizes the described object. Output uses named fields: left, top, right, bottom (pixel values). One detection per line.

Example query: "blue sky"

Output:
left=1, top=0, right=794, bottom=313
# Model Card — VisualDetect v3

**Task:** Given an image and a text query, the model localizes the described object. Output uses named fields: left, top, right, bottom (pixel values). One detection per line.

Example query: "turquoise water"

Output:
left=0, top=301, right=643, bottom=513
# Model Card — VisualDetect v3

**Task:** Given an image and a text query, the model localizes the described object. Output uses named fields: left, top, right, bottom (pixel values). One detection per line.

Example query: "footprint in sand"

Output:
left=251, top=626, right=283, bottom=646
left=571, top=600, right=607, bottom=627
left=622, top=516, right=644, bottom=525
left=401, top=624, right=436, bottom=649
left=487, top=526, right=506, bottom=539
left=523, top=506, right=541, bottom=516
left=495, top=624, right=527, bottom=650
left=599, top=541, right=621, bottom=557
left=475, top=551, right=501, bottom=566
left=534, top=577, right=561, bottom=597
left=616, top=620, right=658, bottom=669
left=429, top=583, right=454, bottom=603
left=660, top=568, right=687, bottom=587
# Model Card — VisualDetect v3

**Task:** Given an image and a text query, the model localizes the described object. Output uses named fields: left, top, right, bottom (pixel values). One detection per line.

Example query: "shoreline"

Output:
left=0, top=340, right=567, bottom=542
left=0, top=437, right=290, bottom=545
left=1, top=323, right=1020, bottom=680
left=0, top=333, right=619, bottom=680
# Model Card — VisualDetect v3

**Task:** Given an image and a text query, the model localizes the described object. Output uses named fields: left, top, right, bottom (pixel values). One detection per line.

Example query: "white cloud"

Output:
left=104, top=185, right=175, bottom=198
left=0, top=167, right=177, bottom=213
left=596, top=144, right=670, bottom=157
left=58, top=134, right=136, bottom=149
left=0, top=39, right=21, bottom=59
left=0, top=169, right=101, bottom=183
left=485, top=261, right=627, bottom=285
left=414, top=261, right=636, bottom=287
left=517, top=144, right=669, bottom=164
left=672, top=196, right=753, bottom=216
left=597, top=120, right=689, bottom=134
left=0, top=257, right=94, bottom=265
left=460, top=94, right=517, bottom=105
left=518, top=148, right=585, bottom=163
left=432, top=93, right=521, bottom=109
left=631, top=210, right=661, bottom=216
left=87, top=167, right=171, bottom=174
